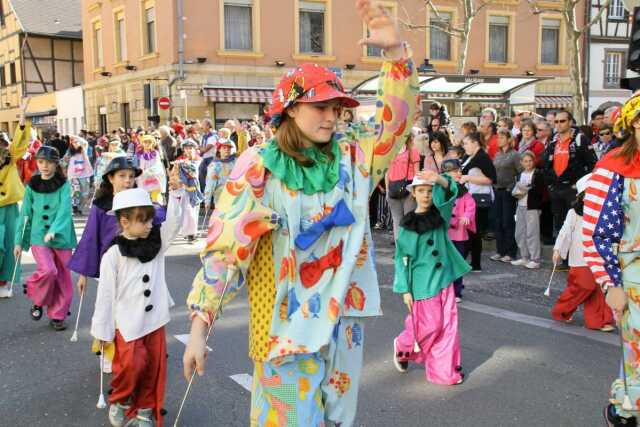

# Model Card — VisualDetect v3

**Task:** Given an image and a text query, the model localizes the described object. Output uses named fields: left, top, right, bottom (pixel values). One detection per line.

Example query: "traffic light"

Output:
left=629, top=7, right=640, bottom=72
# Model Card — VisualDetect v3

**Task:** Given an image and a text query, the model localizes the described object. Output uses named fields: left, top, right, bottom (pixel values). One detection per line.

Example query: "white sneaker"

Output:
left=510, top=258, right=529, bottom=266
left=500, top=255, right=513, bottom=263
left=599, top=324, right=616, bottom=332
left=525, top=261, right=541, bottom=269
left=455, top=297, right=462, bottom=303
left=0, top=284, right=12, bottom=298
left=109, top=402, right=130, bottom=427
left=490, top=254, right=502, bottom=261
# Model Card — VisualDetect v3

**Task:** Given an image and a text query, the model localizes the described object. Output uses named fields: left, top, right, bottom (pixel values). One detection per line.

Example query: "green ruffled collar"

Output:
left=261, top=138, right=341, bottom=195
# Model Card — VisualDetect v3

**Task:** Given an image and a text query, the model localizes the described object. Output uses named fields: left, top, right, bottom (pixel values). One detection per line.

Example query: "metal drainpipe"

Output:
left=177, top=0, right=185, bottom=81
left=584, top=0, right=592, bottom=122
left=170, top=0, right=186, bottom=119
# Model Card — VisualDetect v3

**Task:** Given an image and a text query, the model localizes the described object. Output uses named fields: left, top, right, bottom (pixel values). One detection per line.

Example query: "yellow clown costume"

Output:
left=0, top=123, right=31, bottom=292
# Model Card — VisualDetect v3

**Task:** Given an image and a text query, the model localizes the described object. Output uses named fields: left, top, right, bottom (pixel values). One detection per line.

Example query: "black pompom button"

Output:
left=435, top=262, right=442, bottom=268
left=144, top=289, right=151, bottom=297
left=0, top=192, right=5, bottom=196
left=42, top=215, right=49, bottom=220
left=145, top=304, right=153, bottom=312
left=44, top=205, right=50, bottom=210
left=432, top=250, right=439, bottom=257
left=142, top=274, right=150, bottom=283
left=427, top=239, right=434, bottom=246
left=44, top=225, right=50, bottom=229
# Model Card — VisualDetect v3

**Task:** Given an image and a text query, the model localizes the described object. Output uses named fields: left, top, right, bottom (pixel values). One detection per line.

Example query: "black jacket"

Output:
left=542, top=129, right=596, bottom=187
left=515, top=169, right=545, bottom=210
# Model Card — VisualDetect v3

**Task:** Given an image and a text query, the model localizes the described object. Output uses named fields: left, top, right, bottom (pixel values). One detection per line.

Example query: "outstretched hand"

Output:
left=356, top=0, right=403, bottom=59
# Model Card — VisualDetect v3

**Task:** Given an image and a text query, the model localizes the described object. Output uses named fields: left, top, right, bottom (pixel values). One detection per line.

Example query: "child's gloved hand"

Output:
left=552, top=250, right=562, bottom=266
left=44, top=232, right=55, bottom=243
left=13, top=245, right=21, bottom=259
left=403, top=293, right=413, bottom=313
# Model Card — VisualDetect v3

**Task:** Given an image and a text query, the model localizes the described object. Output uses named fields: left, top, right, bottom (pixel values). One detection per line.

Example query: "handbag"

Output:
left=388, top=152, right=412, bottom=199
left=472, top=193, right=492, bottom=208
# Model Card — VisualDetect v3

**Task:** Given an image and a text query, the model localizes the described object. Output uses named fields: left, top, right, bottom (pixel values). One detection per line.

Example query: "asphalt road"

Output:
left=0, top=218, right=619, bottom=427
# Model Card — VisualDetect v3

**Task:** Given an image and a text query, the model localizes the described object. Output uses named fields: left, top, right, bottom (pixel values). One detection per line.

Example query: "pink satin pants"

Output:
left=395, top=284, right=462, bottom=385
left=26, top=246, right=73, bottom=321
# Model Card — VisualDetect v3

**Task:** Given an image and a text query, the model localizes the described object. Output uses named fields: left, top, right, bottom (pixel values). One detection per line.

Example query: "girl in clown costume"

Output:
left=135, top=134, right=167, bottom=204
left=175, top=138, right=204, bottom=242
left=182, top=1, right=418, bottom=425
left=0, top=102, right=31, bottom=298
left=588, top=94, right=640, bottom=426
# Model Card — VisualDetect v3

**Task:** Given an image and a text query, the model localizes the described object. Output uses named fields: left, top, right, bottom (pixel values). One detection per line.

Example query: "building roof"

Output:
left=10, top=0, right=81, bottom=39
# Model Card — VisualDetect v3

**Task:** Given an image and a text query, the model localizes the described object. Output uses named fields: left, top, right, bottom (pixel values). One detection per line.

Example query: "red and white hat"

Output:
left=268, top=63, right=359, bottom=127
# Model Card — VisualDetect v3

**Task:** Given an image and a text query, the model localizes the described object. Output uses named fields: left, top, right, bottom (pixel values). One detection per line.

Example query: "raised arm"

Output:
left=353, top=0, right=419, bottom=195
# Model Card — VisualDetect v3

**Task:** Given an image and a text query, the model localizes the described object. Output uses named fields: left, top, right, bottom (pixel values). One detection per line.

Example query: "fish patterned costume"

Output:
left=187, top=53, right=418, bottom=427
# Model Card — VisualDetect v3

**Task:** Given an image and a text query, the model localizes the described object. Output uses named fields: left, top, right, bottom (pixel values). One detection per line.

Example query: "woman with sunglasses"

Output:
left=583, top=94, right=640, bottom=426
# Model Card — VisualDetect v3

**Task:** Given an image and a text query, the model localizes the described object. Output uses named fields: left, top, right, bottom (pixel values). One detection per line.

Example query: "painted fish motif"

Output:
left=308, top=293, right=321, bottom=318
left=344, top=282, right=366, bottom=311
left=279, top=296, right=288, bottom=321
left=628, top=288, right=640, bottom=306
left=355, top=237, right=369, bottom=268
left=298, top=357, right=320, bottom=376
left=287, top=288, right=300, bottom=318
left=328, top=297, right=340, bottom=322
left=299, top=377, right=310, bottom=401
left=352, top=322, right=363, bottom=347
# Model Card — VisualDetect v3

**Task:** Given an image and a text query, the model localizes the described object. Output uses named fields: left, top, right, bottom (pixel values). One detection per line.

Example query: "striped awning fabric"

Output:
left=202, top=87, right=273, bottom=104
left=535, top=95, right=572, bottom=109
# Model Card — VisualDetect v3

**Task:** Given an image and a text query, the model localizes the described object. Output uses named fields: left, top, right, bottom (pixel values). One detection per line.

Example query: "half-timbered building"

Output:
left=587, top=0, right=634, bottom=116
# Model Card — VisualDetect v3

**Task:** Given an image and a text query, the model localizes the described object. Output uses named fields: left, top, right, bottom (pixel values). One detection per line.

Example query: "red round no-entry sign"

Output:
left=158, top=97, right=171, bottom=110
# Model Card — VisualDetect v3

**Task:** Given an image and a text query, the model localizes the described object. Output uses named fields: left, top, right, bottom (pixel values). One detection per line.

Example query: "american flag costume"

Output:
left=582, top=168, right=624, bottom=292
left=583, top=156, right=640, bottom=419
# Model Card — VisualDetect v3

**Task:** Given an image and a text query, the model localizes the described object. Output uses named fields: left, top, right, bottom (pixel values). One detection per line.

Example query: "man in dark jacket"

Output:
left=542, top=110, right=597, bottom=240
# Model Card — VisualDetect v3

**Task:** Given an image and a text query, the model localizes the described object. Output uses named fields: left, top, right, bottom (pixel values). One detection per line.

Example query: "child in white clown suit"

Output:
left=14, top=146, right=77, bottom=330
left=392, top=170, right=471, bottom=384
left=91, top=168, right=184, bottom=427
left=175, top=138, right=203, bottom=242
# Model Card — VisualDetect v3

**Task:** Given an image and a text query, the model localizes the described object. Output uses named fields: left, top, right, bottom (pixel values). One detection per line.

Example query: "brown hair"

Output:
left=115, top=206, right=156, bottom=224
left=497, top=129, right=514, bottom=149
left=274, top=113, right=335, bottom=167
left=461, top=121, right=477, bottom=133
left=498, top=116, right=514, bottom=130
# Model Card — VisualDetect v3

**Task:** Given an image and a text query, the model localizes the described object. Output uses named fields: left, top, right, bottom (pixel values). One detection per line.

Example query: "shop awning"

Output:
left=535, top=95, right=573, bottom=109
left=202, top=87, right=272, bottom=104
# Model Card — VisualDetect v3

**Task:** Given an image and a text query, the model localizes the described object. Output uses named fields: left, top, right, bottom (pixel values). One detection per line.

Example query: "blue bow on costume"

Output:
left=295, top=199, right=355, bottom=250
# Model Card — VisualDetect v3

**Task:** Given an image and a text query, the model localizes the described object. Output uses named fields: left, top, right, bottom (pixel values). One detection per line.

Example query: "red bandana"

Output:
left=596, top=147, right=640, bottom=178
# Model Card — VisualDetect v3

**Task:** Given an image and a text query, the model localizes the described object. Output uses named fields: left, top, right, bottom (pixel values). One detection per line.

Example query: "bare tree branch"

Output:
left=578, top=0, right=612, bottom=34
left=398, top=2, right=464, bottom=38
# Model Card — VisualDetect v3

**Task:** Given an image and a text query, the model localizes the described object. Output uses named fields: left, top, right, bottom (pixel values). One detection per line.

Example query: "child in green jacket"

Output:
left=15, top=146, right=77, bottom=331
left=392, top=170, right=471, bottom=385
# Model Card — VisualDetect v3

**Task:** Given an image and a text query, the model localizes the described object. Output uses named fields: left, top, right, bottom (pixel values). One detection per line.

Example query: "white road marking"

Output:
left=230, top=373, right=253, bottom=392
left=459, top=301, right=618, bottom=346
left=174, top=334, right=212, bottom=351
